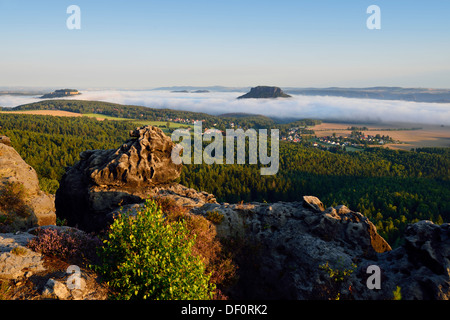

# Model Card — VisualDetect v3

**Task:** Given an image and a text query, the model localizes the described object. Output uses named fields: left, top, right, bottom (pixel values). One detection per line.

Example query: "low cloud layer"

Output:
left=1, top=90, right=450, bottom=125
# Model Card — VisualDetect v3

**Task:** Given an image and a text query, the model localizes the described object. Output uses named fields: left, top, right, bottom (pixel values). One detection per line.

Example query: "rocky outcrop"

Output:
left=85, top=126, right=182, bottom=188
left=190, top=197, right=448, bottom=300
left=355, top=221, right=450, bottom=300
left=191, top=197, right=387, bottom=299
left=55, top=126, right=193, bottom=232
left=237, top=86, right=291, bottom=99
left=0, top=137, right=56, bottom=227
left=107, top=183, right=217, bottom=221
left=0, top=232, right=45, bottom=279
left=39, top=89, right=80, bottom=99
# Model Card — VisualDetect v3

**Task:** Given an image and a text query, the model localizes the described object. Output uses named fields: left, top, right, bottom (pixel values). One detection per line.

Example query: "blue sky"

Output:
left=0, top=0, right=449, bottom=88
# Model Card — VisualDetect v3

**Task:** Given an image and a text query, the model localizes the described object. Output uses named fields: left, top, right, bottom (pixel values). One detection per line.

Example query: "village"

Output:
left=159, top=118, right=399, bottom=152
left=316, top=130, right=396, bottom=147
left=162, top=117, right=237, bottom=135
left=280, top=126, right=398, bottom=151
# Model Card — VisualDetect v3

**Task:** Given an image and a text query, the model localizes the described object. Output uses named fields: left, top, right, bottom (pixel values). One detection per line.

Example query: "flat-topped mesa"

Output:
left=86, top=126, right=182, bottom=188
left=39, top=89, right=80, bottom=99
left=237, top=86, right=291, bottom=99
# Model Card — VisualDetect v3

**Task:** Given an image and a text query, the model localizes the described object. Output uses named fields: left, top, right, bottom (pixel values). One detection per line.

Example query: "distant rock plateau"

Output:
left=40, top=89, right=80, bottom=99
left=237, top=86, right=291, bottom=99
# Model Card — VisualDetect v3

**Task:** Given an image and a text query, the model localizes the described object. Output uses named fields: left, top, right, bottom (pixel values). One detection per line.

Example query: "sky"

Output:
left=0, top=0, right=449, bottom=88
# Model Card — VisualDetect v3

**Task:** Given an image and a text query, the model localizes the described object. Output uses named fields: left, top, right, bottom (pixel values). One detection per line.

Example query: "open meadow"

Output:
left=0, top=109, right=83, bottom=117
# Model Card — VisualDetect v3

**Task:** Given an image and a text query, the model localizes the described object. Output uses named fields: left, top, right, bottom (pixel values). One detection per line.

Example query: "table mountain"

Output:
left=237, top=86, right=291, bottom=99
left=40, top=89, right=80, bottom=99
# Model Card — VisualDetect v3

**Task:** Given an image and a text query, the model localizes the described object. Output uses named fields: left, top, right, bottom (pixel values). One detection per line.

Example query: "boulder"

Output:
left=191, top=200, right=449, bottom=300
left=0, top=232, right=45, bottom=280
left=302, top=195, right=325, bottom=212
left=42, top=278, right=71, bottom=300
left=0, top=139, right=56, bottom=228
left=350, top=221, right=450, bottom=300
left=191, top=200, right=390, bottom=299
left=0, top=136, right=11, bottom=147
left=86, top=126, right=182, bottom=188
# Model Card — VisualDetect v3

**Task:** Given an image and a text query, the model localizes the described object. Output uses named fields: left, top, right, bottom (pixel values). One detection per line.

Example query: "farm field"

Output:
left=133, top=120, right=193, bottom=128
left=0, top=109, right=83, bottom=117
left=82, top=113, right=132, bottom=121
left=133, top=120, right=194, bottom=133
left=0, top=110, right=191, bottom=133
left=313, top=122, right=450, bottom=150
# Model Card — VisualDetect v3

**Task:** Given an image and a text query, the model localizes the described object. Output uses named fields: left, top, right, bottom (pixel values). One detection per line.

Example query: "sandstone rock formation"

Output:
left=0, top=136, right=11, bottom=147
left=191, top=198, right=449, bottom=300
left=0, top=137, right=56, bottom=227
left=357, top=221, right=450, bottom=300
left=86, top=126, right=182, bottom=188
left=0, top=232, right=45, bottom=280
left=55, top=126, right=193, bottom=232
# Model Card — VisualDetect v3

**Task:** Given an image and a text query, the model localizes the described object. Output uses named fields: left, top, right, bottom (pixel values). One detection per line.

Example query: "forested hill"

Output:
left=7, top=99, right=320, bottom=130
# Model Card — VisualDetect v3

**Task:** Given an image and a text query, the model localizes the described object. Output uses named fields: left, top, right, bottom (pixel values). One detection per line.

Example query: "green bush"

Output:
left=95, top=199, right=216, bottom=300
left=158, top=197, right=237, bottom=300
left=316, top=260, right=357, bottom=300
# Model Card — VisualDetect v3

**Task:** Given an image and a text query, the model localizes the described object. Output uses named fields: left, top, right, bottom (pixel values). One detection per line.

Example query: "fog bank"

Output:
left=1, top=90, right=449, bottom=125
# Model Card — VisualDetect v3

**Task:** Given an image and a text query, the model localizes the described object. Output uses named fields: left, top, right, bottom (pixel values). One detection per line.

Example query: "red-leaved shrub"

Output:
left=27, top=227, right=102, bottom=265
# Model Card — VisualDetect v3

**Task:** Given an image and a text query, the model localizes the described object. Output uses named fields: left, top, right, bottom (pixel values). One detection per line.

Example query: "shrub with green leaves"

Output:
left=315, top=260, right=357, bottom=300
left=95, top=199, right=216, bottom=300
